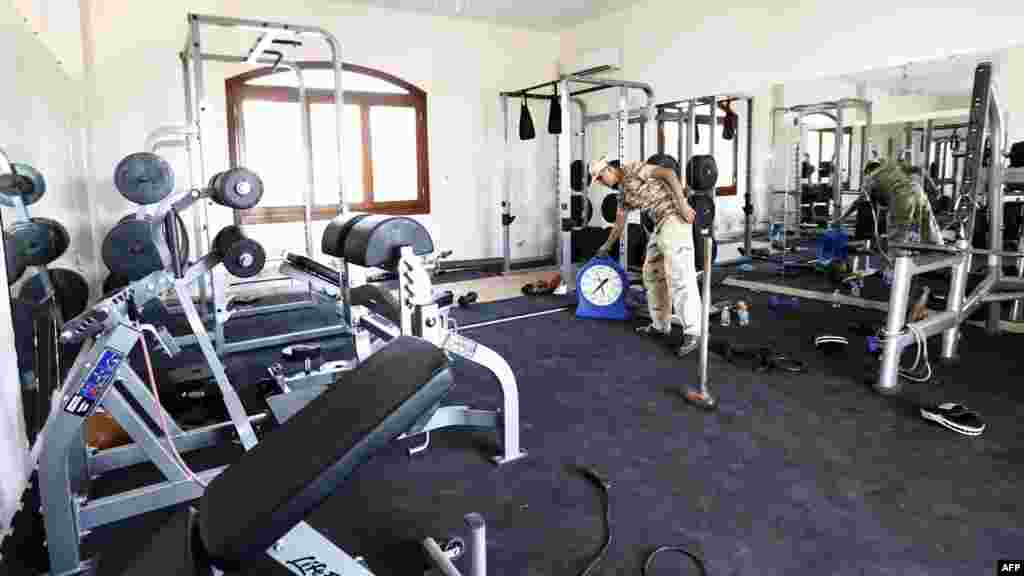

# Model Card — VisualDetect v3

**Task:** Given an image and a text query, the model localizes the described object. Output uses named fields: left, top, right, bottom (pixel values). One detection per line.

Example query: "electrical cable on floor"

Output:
left=576, top=466, right=712, bottom=576
left=577, top=466, right=612, bottom=576
left=642, top=545, right=708, bottom=576
left=877, top=324, right=933, bottom=383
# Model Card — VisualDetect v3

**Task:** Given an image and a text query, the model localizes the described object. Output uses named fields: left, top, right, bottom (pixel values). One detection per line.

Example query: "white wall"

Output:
left=0, top=0, right=90, bottom=538
left=83, top=0, right=561, bottom=271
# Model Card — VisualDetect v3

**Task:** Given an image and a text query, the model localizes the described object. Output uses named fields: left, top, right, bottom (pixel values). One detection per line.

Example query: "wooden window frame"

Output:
left=226, top=62, right=430, bottom=225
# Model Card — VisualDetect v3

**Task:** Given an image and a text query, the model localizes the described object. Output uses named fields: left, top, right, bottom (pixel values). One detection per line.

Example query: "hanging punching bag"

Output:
left=548, top=87, right=562, bottom=135
left=519, top=95, right=536, bottom=141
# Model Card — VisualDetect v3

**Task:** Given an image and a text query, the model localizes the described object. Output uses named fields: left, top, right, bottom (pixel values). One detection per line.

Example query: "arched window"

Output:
left=226, top=63, right=429, bottom=226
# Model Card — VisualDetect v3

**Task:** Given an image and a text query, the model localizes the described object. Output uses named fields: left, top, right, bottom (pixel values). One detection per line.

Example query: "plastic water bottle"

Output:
left=832, top=289, right=841, bottom=308
left=720, top=306, right=732, bottom=326
left=736, top=302, right=750, bottom=326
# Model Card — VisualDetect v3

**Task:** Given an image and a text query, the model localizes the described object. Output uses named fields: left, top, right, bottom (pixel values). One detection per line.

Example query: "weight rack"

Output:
left=178, top=14, right=351, bottom=355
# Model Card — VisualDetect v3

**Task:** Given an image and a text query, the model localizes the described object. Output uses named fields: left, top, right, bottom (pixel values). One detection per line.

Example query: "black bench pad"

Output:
left=198, top=336, right=453, bottom=568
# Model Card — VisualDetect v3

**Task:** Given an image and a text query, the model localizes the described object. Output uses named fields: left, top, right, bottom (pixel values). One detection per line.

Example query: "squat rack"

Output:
left=499, top=75, right=656, bottom=288
left=178, top=14, right=351, bottom=354
left=918, top=120, right=970, bottom=195
left=655, top=96, right=755, bottom=259
left=772, top=98, right=873, bottom=228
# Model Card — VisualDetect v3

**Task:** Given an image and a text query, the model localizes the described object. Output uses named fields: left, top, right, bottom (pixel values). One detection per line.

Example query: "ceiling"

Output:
left=336, top=0, right=633, bottom=31
left=840, top=50, right=1007, bottom=98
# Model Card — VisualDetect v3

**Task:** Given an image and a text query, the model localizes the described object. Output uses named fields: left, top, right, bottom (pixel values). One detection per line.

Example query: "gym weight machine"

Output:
left=500, top=74, right=657, bottom=291
left=113, top=336, right=489, bottom=576
left=277, top=213, right=527, bottom=465
left=771, top=98, right=873, bottom=234
left=176, top=13, right=352, bottom=355
left=877, top=62, right=1024, bottom=394
left=28, top=169, right=271, bottom=576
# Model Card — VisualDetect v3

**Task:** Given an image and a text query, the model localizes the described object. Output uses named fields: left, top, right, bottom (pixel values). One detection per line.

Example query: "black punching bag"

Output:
left=548, top=87, right=562, bottom=135
left=519, top=96, right=536, bottom=141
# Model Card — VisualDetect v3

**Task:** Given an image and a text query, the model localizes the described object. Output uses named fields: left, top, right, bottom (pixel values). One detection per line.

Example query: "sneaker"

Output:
left=635, top=324, right=669, bottom=339
left=676, top=335, right=699, bottom=357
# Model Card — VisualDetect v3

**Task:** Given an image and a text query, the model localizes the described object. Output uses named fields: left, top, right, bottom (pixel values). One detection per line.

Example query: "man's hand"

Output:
left=681, top=202, right=696, bottom=224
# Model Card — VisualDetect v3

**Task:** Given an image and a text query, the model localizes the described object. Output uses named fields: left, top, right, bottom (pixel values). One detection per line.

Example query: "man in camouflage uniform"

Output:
left=862, top=158, right=943, bottom=246
left=588, top=156, right=702, bottom=361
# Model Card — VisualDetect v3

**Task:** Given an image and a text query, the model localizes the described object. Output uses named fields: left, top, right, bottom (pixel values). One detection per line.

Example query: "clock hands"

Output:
left=594, top=277, right=609, bottom=295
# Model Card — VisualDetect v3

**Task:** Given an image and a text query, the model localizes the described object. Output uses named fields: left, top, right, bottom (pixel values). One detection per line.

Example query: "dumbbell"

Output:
left=213, top=225, right=266, bottom=278
left=457, top=291, right=478, bottom=307
left=208, top=167, right=264, bottom=210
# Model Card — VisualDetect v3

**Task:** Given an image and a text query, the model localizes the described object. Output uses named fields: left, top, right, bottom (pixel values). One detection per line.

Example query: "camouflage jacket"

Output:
left=619, top=162, right=681, bottom=228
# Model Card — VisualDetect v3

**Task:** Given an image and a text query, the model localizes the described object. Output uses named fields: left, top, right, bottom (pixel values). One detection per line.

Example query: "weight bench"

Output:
left=115, top=336, right=486, bottom=576
left=275, top=213, right=527, bottom=466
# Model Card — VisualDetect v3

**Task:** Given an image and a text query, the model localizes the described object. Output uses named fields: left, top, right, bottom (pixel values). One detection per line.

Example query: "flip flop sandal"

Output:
left=920, top=403, right=986, bottom=436
left=766, top=352, right=807, bottom=374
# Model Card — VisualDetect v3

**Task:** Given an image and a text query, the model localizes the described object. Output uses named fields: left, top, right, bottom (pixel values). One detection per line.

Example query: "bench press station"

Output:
left=113, top=336, right=489, bottom=576
left=277, top=213, right=527, bottom=465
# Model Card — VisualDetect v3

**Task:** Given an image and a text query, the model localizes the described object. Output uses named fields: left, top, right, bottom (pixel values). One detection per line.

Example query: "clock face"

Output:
left=580, top=264, right=623, bottom=307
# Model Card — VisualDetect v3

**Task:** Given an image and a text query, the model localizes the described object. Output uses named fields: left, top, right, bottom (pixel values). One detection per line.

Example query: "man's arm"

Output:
left=646, top=165, right=695, bottom=224
left=598, top=206, right=627, bottom=254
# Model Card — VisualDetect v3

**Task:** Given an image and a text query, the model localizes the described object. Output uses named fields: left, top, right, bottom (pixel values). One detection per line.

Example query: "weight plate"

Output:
left=601, top=193, right=619, bottom=224
left=5, top=217, right=70, bottom=266
left=19, top=268, right=90, bottom=320
left=102, top=216, right=163, bottom=280
left=5, top=233, right=26, bottom=284
left=646, top=153, right=680, bottom=177
left=102, top=273, right=131, bottom=296
left=0, top=163, right=46, bottom=207
left=213, top=167, right=264, bottom=210
left=570, top=159, right=584, bottom=192
left=570, top=194, right=591, bottom=227
left=114, top=152, right=174, bottom=205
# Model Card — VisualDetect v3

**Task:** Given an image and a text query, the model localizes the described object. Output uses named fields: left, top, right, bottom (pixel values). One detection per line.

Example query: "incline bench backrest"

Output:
left=198, top=336, right=453, bottom=569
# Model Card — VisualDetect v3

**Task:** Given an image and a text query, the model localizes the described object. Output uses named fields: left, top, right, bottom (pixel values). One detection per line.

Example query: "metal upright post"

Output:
left=708, top=97, right=718, bottom=259
left=618, top=87, right=629, bottom=271
left=559, top=80, right=574, bottom=288
left=877, top=254, right=914, bottom=394
left=686, top=99, right=696, bottom=166
left=924, top=119, right=934, bottom=175
left=941, top=238, right=970, bottom=359
left=986, top=86, right=1004, bottom=335
left=676, top=110, right=684, bottom=168
left=501, top=95, right=512, bottom=273
left=834, top=105, right=845, bottom=228
left=745, top=97, right=754, bottom=256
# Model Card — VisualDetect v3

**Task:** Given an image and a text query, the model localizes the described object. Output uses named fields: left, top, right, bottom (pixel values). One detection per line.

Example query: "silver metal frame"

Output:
left=655, top=96, right=755, bottom=262
left=276, top=246, right=527, bottom=465
left=179, top=14, right=351, bottom=356
left=772, top=98, right=873, bottom=229
left=38, top=274, right=260, bottom=575
left=499, top=75, right=655, bottom=288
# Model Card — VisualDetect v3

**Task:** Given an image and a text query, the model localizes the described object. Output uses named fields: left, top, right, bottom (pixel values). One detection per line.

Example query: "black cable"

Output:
left=576, top=465, right=712, bottom=576
left=643, top=546, right=708, bottom=576
left=577, top=466, right=612, bottom=576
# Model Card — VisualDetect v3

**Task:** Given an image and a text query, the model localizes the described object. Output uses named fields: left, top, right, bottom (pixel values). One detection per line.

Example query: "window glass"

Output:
left=370, top=106, right=419, bottom=202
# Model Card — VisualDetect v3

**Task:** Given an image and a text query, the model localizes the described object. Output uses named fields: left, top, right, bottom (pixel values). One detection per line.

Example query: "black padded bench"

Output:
left=114, top=336, right=454, bottom=576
